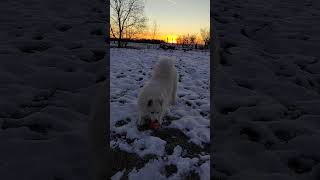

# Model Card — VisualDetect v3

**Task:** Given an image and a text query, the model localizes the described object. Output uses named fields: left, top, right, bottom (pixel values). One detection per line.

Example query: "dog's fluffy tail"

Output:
left=153, top=56, right=176, bottom=76
left=158, top=56, right=175, bottom=67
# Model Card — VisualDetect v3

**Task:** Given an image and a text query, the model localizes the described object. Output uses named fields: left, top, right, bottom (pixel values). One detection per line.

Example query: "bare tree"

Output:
left=176, top=35, right=182, bottom=45
left=151, top=20, right=158, bottom=40
left=189, top=34, right=197, bottom=48
left=181, top=34, right=189, bottom=47
left=122, top=19, right=147, bottom=47
left=110, top=0, right=148, bottom=47
left=189, top=34, right=196, bottom=44
left=200, top=27, right=210, bottom=48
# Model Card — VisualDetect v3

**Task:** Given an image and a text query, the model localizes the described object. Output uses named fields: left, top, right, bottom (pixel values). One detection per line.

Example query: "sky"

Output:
left=110, top=0, right=210, bottom=42
left=144, top=0, right=210, bottom=40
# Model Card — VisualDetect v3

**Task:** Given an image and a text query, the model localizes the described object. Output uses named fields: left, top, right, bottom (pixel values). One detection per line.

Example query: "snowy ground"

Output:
left=212, top=0, right=320, bottom=179
left=0, top=0, right=106, bottom=179
left=110, top=47, right=210, bottom=179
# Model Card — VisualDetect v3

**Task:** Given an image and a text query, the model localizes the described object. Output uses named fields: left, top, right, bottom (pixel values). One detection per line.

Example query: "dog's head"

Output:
left=141, top=98, right=163, bottom=124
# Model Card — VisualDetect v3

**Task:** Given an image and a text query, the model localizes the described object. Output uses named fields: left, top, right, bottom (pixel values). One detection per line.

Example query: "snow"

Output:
left=111, top=170, right=125, bottom=180
left=110, top=47, right=210, bottom=179
left=169, top=116, right=210, bottom=146
left=116, top=136, right=167, bottom=157
left=3, top=0, right=320, bottom=179
left=128, top=159, right=165, bottom=180
left=127, top=146, right=203, bottom=180
left=0, top=0, right=106, bottom=179
left=213, top=0, right=320, bottom=179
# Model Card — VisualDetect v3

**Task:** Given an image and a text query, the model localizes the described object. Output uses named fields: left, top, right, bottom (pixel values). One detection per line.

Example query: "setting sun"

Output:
left=163, top=35, right=178, bottom=44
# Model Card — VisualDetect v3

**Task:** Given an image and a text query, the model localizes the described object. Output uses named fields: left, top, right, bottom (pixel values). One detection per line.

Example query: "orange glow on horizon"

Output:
left=111, top=32, right=206, bottom=45
left=163, top=35, right=178, bottom=44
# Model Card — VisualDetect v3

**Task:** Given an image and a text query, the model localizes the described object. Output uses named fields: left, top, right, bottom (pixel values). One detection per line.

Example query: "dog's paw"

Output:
left=137, top=119, right=147, bottom=131
left=137, top=118, right=144, bottom=126
left=137, top=123, right=149, bottom=131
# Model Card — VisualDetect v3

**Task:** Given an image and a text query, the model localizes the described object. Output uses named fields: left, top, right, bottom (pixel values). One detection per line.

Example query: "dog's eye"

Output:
left=151, top=112, right=154, bottom=114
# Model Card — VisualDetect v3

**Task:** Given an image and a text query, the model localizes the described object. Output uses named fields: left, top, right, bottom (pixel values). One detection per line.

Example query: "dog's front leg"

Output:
left=137, top=113, right=144, bottom=126
left=159, top=111, right=165, bottom=125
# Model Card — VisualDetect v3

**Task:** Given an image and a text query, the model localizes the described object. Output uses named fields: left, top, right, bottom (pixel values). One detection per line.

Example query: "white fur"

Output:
left=137, top=56, right=178, bottom=127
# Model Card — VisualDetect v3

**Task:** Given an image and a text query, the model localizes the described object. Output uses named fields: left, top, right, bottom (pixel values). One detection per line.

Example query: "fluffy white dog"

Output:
left=137, top=56, right=178, bottom=129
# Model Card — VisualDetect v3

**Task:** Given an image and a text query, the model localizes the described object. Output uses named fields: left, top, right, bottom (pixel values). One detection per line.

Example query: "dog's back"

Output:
left=152, top=56, right=176, bottom=79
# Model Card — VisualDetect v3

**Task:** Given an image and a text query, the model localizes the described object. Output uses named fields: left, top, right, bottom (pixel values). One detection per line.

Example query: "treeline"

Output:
left=110, top=38, right=165, bottom=44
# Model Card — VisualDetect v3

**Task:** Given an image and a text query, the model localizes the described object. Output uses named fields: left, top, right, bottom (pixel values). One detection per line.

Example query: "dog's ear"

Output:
left=147, top=99, right=153, bottom=107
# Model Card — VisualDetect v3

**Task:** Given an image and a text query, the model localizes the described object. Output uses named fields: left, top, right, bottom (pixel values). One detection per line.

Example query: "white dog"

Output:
left=137, top=56, right=178, bottom=128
